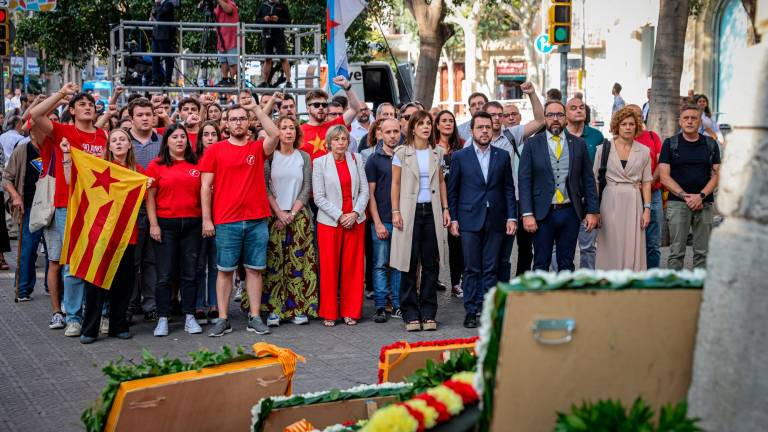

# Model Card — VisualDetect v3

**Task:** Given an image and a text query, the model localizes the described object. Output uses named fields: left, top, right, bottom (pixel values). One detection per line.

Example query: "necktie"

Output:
left=553, top=135, right=565, bottom=203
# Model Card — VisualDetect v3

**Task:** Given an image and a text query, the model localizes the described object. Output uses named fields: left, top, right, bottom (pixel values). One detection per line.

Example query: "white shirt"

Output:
left=0, top=130, right=30, bottom=168
left=350, top=120, right=370, bottom=144
left=457, top=120, right=472, bottom=142
left=270, top=150, right=304, bottom=211
left=392, top=148, right=432, bottom=203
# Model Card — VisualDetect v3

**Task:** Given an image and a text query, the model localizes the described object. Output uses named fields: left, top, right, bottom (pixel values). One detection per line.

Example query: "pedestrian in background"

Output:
left=313, top=125, right=368, bottom=327
left=594, top=107, right=652, bottom=271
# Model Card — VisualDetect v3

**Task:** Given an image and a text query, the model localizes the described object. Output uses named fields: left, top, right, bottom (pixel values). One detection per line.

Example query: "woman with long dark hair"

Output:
left=193, top=121, right=220, bottom=324
left=693, top=94, right=720, bottom=140
left=146, top=123, right=203, bottom=336
left=390, top=110, right=450, bottom=332
left=434, top=110, right=464, bottom=298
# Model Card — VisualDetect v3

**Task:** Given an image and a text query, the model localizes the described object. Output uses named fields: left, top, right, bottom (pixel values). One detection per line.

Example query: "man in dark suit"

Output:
left=518, top=100, right=599, bottom=271
left=448, top=112, right=517, bottom=329
left=150, top=0, right=178, bottom=86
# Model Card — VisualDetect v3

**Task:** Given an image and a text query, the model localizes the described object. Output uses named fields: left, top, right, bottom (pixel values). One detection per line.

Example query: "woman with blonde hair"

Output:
left=390, top=109, right=450, bottom=332
left=594, top=106, right=652, bottom=270
left=312, top=125, right=369, bottom=327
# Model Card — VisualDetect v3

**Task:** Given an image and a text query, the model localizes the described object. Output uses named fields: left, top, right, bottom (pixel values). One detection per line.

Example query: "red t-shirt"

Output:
left=299, top=117, right=347, bottom=161
left=214, top=1, right=239, bottom=51
left=336, top=159, right=353, bottom=213
left=198, top=139, right=271, bottom=225
left=636, top=130, right=662, bottom=191
left=48, top=122, right=109, bottom=208
left=145, top=159, right=202, bottom=218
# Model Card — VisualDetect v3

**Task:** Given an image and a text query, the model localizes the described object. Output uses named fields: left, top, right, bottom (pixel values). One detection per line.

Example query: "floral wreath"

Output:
left=377, top=337, right=479, bottom=383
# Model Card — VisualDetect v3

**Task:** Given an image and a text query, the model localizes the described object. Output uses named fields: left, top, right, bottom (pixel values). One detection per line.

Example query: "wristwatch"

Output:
left=699, top=192, right=706, bottom=199
left=643, top=204, right=651, bottom=209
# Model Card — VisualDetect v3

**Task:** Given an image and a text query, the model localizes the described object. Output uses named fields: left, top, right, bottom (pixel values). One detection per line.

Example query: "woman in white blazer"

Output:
left=312, top=125, right=369, bottom=327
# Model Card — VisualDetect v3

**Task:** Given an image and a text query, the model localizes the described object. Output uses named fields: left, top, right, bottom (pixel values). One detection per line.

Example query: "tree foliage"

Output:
left=16, top=0, right=392, bottom=73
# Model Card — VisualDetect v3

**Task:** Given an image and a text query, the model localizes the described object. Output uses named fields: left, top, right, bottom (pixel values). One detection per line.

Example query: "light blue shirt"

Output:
left=473, top=142, right=491, bottom=182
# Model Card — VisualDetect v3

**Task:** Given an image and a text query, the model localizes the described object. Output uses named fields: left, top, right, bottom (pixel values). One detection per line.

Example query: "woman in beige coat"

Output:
left=391, top=110, right=450, bottom=332
left=594, top=107, right=652, bottom=271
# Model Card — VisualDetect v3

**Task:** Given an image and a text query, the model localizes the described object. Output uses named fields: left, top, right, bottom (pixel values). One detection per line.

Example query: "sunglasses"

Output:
left=309, top=102, right=328, bottom=109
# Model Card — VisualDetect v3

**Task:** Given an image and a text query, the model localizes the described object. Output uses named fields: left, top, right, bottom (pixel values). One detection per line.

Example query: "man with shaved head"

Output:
left=565, top=97, right=604, bottom=270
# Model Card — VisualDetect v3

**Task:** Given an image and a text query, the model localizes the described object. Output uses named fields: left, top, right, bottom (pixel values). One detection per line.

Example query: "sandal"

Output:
left=323, top=320, right=336, bottom=327
left=343, top=317, right=357, bottom=326
left=422, top=320, right=438, bottom=331
left=405, top=321, right=422, bottom=332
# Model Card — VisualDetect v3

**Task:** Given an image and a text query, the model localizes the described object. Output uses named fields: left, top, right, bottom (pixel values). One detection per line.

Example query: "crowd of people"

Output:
left=1, top=76, right=721, bottom=343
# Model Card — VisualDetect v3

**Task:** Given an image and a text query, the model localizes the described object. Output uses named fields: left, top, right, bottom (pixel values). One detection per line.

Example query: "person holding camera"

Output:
left=256, top=0, right=292, bottom=88
left=150, top=0, right=178, bottom=87
left=213, top=0, right=240, bottom=86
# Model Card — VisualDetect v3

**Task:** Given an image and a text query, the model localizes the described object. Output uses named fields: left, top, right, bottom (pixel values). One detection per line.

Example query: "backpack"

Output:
left=502, top=129, right=520, bottom=158
left=670, top=134, right=718, bottom=167
left=597, top=139, right=611, bottom=204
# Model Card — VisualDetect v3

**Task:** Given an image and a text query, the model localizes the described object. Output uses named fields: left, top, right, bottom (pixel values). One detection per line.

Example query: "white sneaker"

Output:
left=49, top=312, right=65, bottom=329
left=64, top=322, right=81, bottom=337
left=184, top=314, right=203, bottom=334
left=291, top=314, right=309, bottom=325
left=266, top=313, right=280, bottom=327
left=154, top=317, right=169, bottom=337
left=233, top=284, right=244, bottom=303
left=99, top=317, right=109, bottom=335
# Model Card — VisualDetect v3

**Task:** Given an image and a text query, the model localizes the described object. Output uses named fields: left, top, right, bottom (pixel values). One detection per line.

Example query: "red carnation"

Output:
left=413, top=393, right=451, bottom=423
left=399, top=403, right=426, bottom=432
left=442, top=380, right=479, bottom=404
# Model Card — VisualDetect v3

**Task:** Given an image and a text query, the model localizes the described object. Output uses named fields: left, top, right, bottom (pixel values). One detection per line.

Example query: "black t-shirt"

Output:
left=23, top=143, right=41, bottom=209
left=659, top=133, right=720, bottom=203
left=364, top=146, right=394, bottom=224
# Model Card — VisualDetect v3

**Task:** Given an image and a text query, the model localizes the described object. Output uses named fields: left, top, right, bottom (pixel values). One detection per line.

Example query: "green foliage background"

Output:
left=15, top=0, right=394, bottom=73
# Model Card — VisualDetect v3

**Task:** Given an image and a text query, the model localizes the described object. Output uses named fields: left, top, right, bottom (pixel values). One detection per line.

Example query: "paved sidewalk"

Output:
left=0, top=242, right=692, bottom=431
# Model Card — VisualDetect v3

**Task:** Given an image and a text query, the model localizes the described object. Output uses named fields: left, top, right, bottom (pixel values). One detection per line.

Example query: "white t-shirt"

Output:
left=392, top=148, right=432, bottom=203
left=270, top=150, right=304, bottom=211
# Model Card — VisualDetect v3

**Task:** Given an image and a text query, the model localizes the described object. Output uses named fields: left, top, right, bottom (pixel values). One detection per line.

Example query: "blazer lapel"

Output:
left=405, top=146, right=420, bottom=181
left=346, top=152, right=357, bottom=199
left=487, top=147, right=499, bottom=185
left=428, top=147, right=439, bottom=183
left=539, top=135, right=555, bottom=180
left=327, top=155, right=343, bottom=197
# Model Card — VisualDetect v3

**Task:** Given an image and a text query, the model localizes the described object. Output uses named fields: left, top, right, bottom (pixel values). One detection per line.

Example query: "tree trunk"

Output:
left=444, top=49, right=455, bottom=111
left=648, top=0, right=690, bottom=140
left=687, top=16, right=768, bottom=429
left=405, top=0, right=454, bottom=109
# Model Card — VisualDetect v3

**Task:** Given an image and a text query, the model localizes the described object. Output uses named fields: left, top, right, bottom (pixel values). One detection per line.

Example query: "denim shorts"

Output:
left=44, top=208, right=66, bottom=261
left=218, top=48, right=238, bottom=65
left=215, top=219, right=268, bottom=271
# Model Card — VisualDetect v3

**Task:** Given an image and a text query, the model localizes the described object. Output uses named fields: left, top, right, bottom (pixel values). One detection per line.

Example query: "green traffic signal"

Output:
left=554, top=26, right=570, bottom=44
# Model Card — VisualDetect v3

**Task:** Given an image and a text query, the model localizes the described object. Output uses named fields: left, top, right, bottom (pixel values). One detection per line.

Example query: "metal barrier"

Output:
left=109, top=20, right=324, bottom=95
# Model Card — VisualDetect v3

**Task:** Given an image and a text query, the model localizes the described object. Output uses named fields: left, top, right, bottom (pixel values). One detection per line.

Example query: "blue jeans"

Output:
left=196, top=237, right=218, bottom=309
left=18, top=207, right=45, bottom=297
left=645, top=189, right=663, bottom=268
left=56, top=208, right=85, bottom=324
left=370, top=223, right=400, bottom=310
left=215, top=219, right=269, bottom=271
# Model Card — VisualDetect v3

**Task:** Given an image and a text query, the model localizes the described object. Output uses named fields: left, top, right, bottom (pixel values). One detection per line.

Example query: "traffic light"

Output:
left=548, top=0, right=572, bottom=46
left=0, top=9, right=9, bottom=57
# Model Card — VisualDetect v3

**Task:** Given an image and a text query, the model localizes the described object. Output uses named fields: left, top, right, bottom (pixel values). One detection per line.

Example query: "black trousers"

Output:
left=151, top=38, right=175, bottom=85
left=400, top=203, right=439, bottom=322
left=364, top=220, right=374, bottom=293
left=82, top=245, right=135, bottom=338
left=153, top=217, right=202, bottom=317
left=447, top=230, right=464, bottom=286
left=514, top=224, right=534, bottom=276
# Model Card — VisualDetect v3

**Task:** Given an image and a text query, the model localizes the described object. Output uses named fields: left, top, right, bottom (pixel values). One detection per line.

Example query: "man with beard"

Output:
left=448, top=112, right=517, bottom=329
left=299, top=76, right=360, bottom=160
left=518, top=100, right=599, bottom=272
left=350, top=104, right=372, bottom=145
left=30, top=83, right=109, bottom=337
left=199, top=100, right=280, bottom=337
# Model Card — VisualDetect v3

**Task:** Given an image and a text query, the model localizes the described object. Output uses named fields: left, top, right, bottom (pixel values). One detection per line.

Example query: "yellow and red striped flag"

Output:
left=60, top=148, right=147, bottom=289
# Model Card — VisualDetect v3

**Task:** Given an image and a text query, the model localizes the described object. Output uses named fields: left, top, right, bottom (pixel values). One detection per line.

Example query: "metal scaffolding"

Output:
left=109, top=20, right=324, bottom=95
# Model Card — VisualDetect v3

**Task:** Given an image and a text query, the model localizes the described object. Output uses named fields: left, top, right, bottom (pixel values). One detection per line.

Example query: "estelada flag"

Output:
left=60, top=148, right=147, bottom=289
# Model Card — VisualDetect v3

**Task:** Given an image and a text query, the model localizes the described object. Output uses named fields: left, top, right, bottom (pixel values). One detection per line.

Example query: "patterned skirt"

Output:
left=242, top=209, right=319, bottom=319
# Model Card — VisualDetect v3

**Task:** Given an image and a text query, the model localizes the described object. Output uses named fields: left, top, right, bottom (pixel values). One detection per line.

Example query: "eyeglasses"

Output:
left=228, top=117, right=248, bottom=123
left=309, top=102, right=328, bottom=109
left=489, top=113, right=505, bottom=118
left=545, top=113, right=566, bottom=119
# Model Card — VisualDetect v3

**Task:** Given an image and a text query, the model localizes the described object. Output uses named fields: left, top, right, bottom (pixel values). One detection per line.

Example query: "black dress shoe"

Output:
left=463, top=313, right=478, bottom=329
left=436, top=282, right=447, bottom=292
